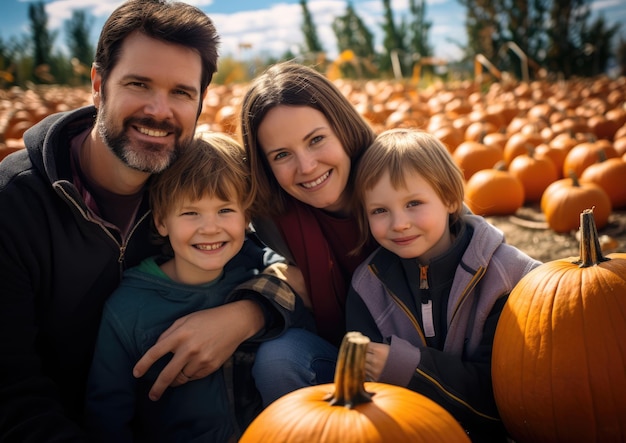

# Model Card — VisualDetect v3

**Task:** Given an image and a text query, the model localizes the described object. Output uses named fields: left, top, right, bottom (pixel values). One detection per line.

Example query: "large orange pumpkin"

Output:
left=540, top=172, right=611, bottom=233
left=240, top=332, right=470, bottom=443
left=464, top=165, right=525, bottom=216
left=492, top=209, right=626, bottom=442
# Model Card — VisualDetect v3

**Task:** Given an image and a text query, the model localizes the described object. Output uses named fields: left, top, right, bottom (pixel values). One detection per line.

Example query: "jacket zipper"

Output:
left=55, top=182, right=152, bottom=273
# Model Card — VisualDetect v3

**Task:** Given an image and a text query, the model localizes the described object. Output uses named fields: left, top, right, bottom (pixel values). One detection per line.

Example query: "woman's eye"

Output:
left=310, top=135, right=324, bottom=145
left=174, top=89, right=192, bottom=98
left=273, top=151, right=288, bottom=161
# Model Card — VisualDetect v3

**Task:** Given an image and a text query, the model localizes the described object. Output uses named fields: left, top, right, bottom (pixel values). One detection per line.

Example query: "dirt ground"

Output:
left=484, top=204, right=626, bottom=263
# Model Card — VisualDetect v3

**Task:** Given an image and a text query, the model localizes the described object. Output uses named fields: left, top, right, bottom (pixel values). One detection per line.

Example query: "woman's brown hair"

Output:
left=239, top=61, right=376, bottom=217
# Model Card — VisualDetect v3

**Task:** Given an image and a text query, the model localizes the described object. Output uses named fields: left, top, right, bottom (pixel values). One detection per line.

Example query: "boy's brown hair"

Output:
left=150, top=132, right=253, bottom=227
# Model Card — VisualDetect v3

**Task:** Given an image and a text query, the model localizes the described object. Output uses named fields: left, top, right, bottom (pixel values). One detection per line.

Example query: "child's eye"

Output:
left=407, top=200, right=421, bottom=208
left=370, top=208, right=387, bottom=215
left=180, top=211, right=197, bottom=216
left=218, top=207, right=236, bottom=214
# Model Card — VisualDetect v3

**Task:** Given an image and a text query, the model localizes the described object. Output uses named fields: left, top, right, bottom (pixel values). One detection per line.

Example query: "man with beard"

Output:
left=0, top=1, right=282, bottom=440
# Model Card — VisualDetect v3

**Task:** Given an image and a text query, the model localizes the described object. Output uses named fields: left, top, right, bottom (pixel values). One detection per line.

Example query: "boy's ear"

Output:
left=154, top=216, right=168, bottom=237
left=448, top=201, right=460, bottom=214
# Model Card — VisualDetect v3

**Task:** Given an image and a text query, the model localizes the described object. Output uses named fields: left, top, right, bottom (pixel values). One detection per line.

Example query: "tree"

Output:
left=65, top=9, right=94, bottom=85
left=407, top=0, right=432, bottom=58
left=547, top=11, right=620, bottom=77
left=28, top=1, right=57, bottom=83
left=406, top=0, right=434, bottom=79
left=380, top=0, right=408, bottom=76
left=457, top=0, right=545, bottom=69
left=457, top=0, right=621, bottom=79
left=0, top=36, right=16, bottom=85
left=300, top=0, right=324, bottom=58
left=331, top=2, right=377, bottom=78
left=0, top=34, right=33, bottom=87
left=618, top=37, right=626, bottom=77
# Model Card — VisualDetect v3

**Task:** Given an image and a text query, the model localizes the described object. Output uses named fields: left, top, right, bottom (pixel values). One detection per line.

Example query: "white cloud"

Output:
left=36, top=0, right=468, bottom=62
left=35, top=0, right=623, bottom=64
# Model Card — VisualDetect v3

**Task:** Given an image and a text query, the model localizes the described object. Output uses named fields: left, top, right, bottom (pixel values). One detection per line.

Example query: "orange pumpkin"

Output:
left=535, top=143, right=567, bottom=179
left=508, top=147, right=559, bottom=202
left=587, top=114, right=620, bottom=140
left=240, top=332, right=470, bottom=443
left=432, top=125, right=464, bottom=154
left=464, top=165, right=525, bottom=216
left=613, top=136, right=626, bottom=156
left=502, top=132, right=544, bottom=165
left=562, top=140, right=618, bottom=178
left=580, top=155, right=626, bottom=208
left=540, top=172, right=611, bottom=233
left=452, top=141, right=503, bottom=181
left=492, top=209, right=626, bottom=442
left=464, top=121, right=498, bottom=142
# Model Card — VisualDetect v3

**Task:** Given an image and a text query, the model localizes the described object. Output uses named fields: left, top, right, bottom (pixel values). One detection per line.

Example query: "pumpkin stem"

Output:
left=326, top=331, right=373, bottom=408
left=575, top=208, right=610, bottom=268
left=567, top=169, right=580, bottom=187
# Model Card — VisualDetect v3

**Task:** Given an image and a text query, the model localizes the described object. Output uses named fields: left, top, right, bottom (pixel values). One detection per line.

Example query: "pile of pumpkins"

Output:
left=340, top=74, right=626, bottom=234
left=3, top=75, right=626, bottom=234
left=2, top=77, right=624, bottom=442
left=0, top=85, right=92, bottom=161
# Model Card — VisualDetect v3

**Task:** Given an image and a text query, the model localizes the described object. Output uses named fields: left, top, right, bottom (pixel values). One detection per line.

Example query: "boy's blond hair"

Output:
left=352, top=128, right=465, bottom=252
left=150, top=132, right=253, bottom=226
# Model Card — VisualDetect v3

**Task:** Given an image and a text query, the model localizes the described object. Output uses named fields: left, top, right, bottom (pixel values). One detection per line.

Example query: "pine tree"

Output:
left=380, top=0, right=407, bottom=76
left=65, top=10, right=94, bottom=85
left=331, top=2, right=377, bottom=78
left=28, top=1, right=56, bottom=83
left=300, top=0, right=324, bottom=56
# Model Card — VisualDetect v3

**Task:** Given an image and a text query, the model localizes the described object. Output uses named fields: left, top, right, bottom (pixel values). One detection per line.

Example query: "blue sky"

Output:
left=1, top=0, right=625, bottom=63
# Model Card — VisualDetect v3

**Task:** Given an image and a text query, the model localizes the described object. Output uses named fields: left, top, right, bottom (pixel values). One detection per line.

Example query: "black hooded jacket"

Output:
left=0, top=106, right=280, bottom=441
left=0, top=106, right=160, bottom=440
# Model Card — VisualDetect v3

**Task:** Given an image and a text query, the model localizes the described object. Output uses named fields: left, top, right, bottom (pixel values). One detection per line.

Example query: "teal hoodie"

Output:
left=85, top=254, right=312, bottom=443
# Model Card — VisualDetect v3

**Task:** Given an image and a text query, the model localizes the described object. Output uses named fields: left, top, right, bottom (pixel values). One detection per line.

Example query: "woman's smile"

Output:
left=300, top=170, right=331, bottom=189
left=258, top=105, right=351, bottom=213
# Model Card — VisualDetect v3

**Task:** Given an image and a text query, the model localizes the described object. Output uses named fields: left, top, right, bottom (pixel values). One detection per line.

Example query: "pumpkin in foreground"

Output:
left=240, top=331, right=470, bottom=443
left=492, top=209, right=626, bottom=442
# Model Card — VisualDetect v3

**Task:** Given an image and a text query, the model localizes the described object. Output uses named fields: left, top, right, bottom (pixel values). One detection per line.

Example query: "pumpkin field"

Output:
left=1, top=74, right=626, bottom=263
left=1, top=72, right=626, bottom=442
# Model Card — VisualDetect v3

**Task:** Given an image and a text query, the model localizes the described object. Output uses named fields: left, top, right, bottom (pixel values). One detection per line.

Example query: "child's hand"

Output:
left=365, top=342, right=390, bottom=382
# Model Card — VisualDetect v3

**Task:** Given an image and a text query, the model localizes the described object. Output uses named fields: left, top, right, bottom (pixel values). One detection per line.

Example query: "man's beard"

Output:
left=96, top=106, right=189, bottom=174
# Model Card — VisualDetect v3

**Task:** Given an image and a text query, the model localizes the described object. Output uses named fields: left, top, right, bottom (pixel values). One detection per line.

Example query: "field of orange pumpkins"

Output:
left=1, top=74, right=625, bottom=263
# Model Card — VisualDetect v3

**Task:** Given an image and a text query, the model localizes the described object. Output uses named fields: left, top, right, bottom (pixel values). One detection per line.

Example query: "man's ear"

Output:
left=91, top=64, right=102, bottom=108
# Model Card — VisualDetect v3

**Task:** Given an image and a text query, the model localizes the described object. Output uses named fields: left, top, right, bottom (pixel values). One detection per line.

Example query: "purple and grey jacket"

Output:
left=346, top=214, right=541, bottom=442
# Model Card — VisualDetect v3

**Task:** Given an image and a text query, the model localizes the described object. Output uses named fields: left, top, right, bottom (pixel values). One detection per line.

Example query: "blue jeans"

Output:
left=252, top=328, right=338, bottom=406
